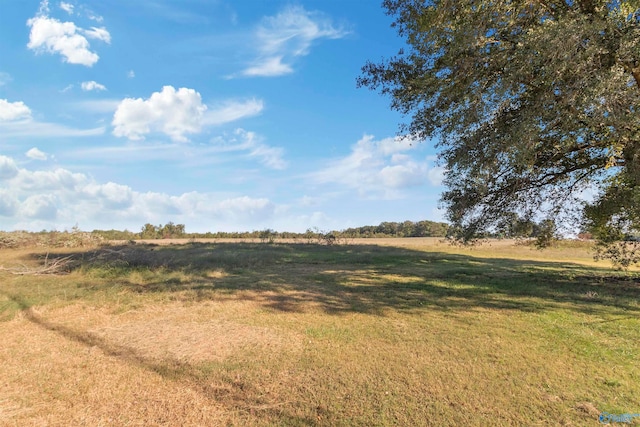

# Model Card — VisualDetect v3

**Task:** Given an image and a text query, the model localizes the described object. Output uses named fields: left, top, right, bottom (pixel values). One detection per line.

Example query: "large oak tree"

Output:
left=359, top=0, right=640, bottom=264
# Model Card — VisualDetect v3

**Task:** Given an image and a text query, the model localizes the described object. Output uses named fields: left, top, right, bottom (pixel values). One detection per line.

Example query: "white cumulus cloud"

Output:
left=22, top=194, right=58, bottom=220
left=0, top=155, right=281, bottom=232
left=112, top=86, right=263, bottom=142
left=0, top=190, right=19, bottom=216
left=112, top=86, right=207, bottom=142
left=26, top=147, right=48, bottom=160
left=83, top=182, right=134, bottom=209
left=379, top=163, right=427, bottom=188
left=0, top=156, right=20, bottom=180
left=427, top=166, right=446, bottom=186
left=241, top=5, right=348, bottom=77
left=26, top=1, right=110, bottom=67
left=15, top=168, right=88, bottom=192
left=81, top=80, right=107, bottom=91
left=312, top=134, right=442, bottom=198
left=0, top=99, right=32, bottom=121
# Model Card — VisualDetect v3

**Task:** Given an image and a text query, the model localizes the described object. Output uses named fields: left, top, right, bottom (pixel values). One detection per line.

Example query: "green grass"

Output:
left=0, top=239, right=638, bottom=425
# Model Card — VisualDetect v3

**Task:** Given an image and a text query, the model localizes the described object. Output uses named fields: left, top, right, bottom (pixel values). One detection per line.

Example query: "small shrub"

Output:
left=259, top=229, right=277, bottom=244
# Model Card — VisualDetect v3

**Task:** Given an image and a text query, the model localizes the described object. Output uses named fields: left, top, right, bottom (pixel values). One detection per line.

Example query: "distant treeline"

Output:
left=89, top=220, right=451, bottom=241
left=339, top=220, right=449, bottom=238
left=89, top=218, right=567, bottom=242
left=1, top=218, right=591, bottom=250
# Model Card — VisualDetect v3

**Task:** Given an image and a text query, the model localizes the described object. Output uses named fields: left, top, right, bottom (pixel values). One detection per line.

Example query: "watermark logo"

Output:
left=599, top=412, right=640, bottom=424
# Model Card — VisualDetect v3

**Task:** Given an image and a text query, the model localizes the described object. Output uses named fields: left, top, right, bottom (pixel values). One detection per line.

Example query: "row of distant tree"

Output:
left=88, top=218, right=577, bottom=242
left=89, top=220, right=452, bottom=241
left=340, top=220, right=449, bottom=238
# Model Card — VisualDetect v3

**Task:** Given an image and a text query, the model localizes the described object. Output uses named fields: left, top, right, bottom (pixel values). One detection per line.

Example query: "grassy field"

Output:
left=0, top=238, right=638, bottom=426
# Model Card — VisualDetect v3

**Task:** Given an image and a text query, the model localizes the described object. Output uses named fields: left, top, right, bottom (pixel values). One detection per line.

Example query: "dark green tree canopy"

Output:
left=359, top=0, right=640, bottom=259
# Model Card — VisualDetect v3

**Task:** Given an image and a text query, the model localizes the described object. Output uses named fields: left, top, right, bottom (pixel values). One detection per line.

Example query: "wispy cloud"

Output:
left=0, top=72, right=12, bottom=87
left=70, top=127, right=286, bottom=170
left=59, top=1, right=74, bottom=14
left=204, top=99, right=264, bottom=126
left=0, top=97, right=104, bottom=138
left=211, top=129, right=287, bottom=169
left=242, top=56, right=292, bottom=77
left=0, top=120, right=105, bottom=138
left=82, top=26, right=111, bottom=43
left=240, top=5, right=348, bottom=77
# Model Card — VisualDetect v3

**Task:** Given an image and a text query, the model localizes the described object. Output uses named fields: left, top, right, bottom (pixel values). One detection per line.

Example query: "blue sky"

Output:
left=0, top=0, right=445, bottom=233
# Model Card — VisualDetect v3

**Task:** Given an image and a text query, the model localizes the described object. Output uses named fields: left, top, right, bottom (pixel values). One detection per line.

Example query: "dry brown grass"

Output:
left=0, top=239, right=638, bottom=426
left=0, top=312, right=229, bottom=426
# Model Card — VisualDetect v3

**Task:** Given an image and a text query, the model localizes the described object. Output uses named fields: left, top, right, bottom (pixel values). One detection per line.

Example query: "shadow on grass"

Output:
left=1, top=291, right=320, bottom=426
left=30, top=241, right=640, bottom=317
left=5, top=242, right=639, bottom=425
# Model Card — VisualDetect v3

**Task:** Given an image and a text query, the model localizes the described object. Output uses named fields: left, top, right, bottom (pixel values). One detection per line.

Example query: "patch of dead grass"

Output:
left=97, top=313, right=299, bottom=364
left=0, top=315, right=230, bottom=426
